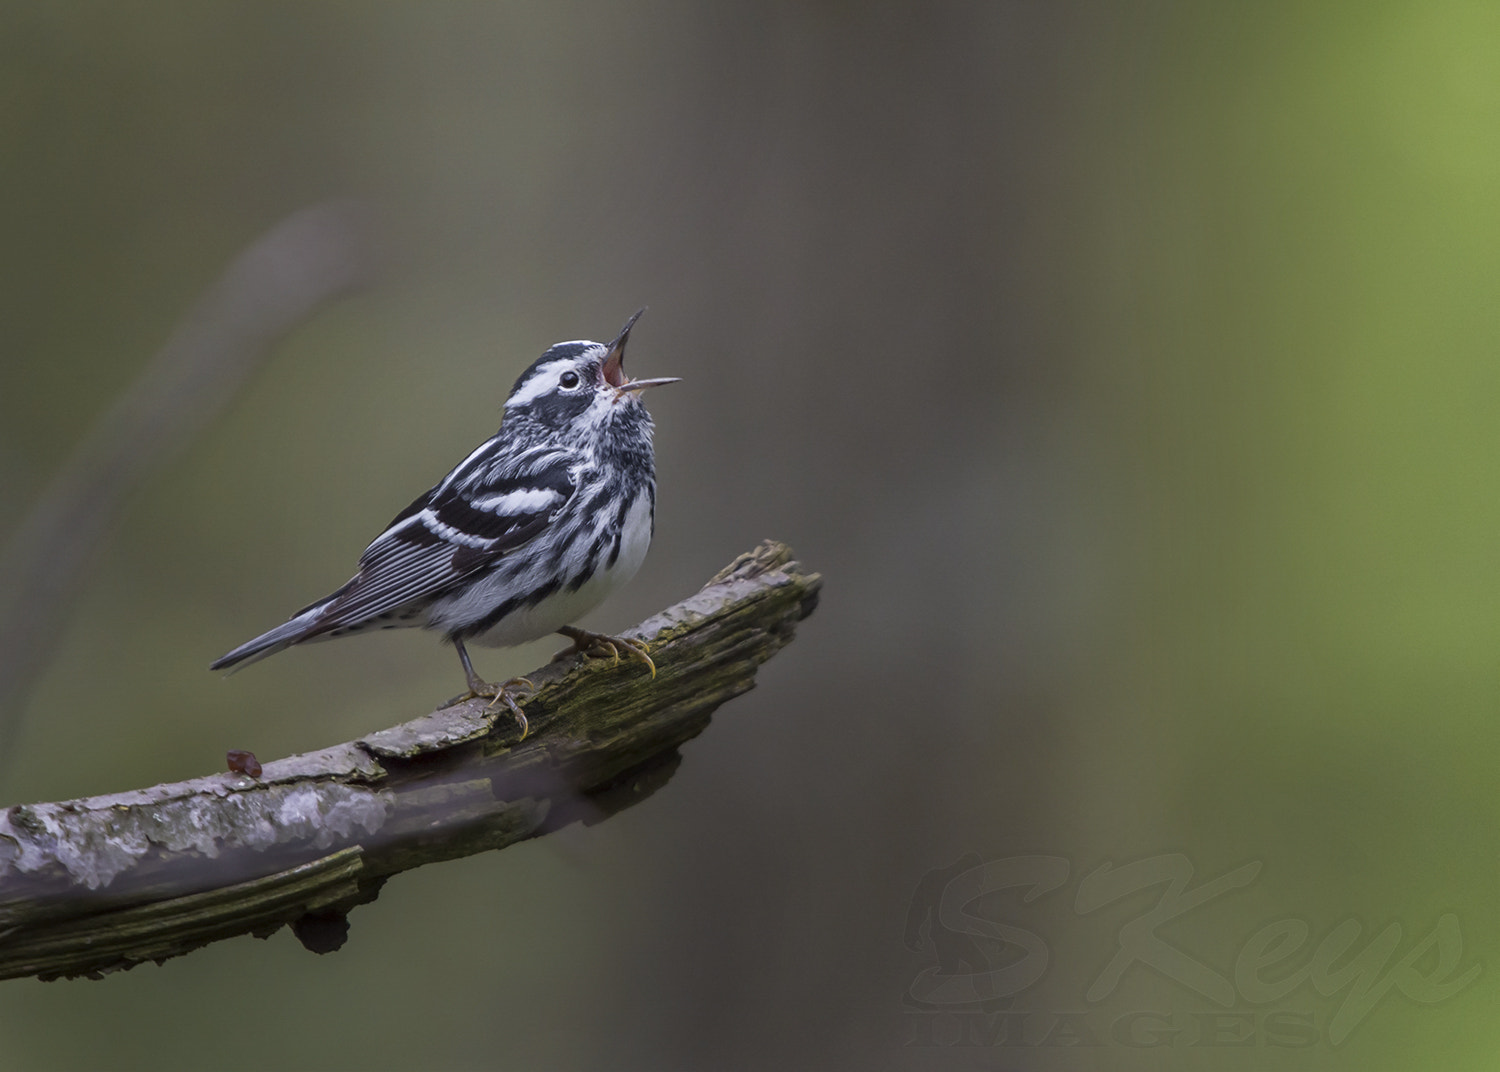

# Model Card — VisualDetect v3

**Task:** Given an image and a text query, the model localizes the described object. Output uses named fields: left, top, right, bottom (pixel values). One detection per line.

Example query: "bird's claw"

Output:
left=553, top=627, right=657, bottom=679
left=461, top=675, right=534, bottom=738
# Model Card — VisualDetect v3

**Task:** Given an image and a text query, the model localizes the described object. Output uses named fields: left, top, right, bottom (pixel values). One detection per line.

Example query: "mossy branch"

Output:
left=0, top=541, right=820, bottom=981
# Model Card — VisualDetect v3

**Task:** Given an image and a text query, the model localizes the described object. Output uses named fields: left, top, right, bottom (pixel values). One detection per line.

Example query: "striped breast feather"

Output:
left=310, top=446, right=580, bottom=631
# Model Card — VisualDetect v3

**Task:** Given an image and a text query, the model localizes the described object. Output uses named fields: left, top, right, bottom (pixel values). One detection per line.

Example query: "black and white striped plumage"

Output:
left=211, top=310, right=676, bottom=700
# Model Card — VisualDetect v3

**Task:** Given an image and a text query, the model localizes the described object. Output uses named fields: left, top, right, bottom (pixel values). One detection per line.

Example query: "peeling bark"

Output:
left=0, top=541, right=820, bottom=981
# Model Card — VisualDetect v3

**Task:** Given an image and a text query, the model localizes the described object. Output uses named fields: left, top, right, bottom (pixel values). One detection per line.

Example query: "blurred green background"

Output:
left=1, top=3, right=1496, bottom=1070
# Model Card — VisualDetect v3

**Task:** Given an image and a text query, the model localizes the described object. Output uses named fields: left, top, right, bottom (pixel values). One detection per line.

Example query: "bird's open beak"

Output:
left=603, top=308, right=680, bottom=393
left=617, top=376, right=681, bottom=392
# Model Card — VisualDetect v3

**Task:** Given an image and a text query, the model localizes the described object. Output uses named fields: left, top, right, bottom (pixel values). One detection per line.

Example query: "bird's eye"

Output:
left=559, top=371, right=580, bottom=389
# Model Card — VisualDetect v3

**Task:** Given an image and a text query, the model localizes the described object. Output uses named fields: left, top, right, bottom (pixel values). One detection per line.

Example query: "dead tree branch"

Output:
left=0, top=541, right=820, bottom=981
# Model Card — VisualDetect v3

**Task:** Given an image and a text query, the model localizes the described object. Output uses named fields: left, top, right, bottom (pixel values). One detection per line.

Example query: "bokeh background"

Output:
left=1, top=4, right=1496, bottom=1070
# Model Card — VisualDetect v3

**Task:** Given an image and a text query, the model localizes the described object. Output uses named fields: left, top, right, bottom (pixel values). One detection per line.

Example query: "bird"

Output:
left=210, top=309, right=677, bottom=738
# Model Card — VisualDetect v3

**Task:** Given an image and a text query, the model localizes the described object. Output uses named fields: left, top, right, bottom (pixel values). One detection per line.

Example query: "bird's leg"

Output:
left=552, top=625, right=656, bottom=679
left=453, top=638, right=533, bottom=738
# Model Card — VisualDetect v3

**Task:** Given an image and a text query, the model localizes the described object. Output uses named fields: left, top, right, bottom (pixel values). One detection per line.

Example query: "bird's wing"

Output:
left=309, top=442, right=581, bottom=631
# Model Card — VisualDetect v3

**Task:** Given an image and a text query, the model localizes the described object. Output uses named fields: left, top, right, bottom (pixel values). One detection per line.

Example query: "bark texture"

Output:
left=0, top=540, right=820, bottom=981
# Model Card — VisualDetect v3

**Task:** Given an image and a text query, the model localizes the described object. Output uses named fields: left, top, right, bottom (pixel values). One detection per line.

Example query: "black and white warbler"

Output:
left=211, top=309, right=677, bottom=736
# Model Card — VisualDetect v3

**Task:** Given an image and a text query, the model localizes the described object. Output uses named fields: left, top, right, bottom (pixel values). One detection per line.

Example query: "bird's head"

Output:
left=502, top=309, right=678, bottom=442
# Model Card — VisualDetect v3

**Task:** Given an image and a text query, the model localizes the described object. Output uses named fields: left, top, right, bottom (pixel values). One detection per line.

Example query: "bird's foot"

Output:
left=461, top=675, right=534, bottom=739
left=553, top=626, right=656, bottom=679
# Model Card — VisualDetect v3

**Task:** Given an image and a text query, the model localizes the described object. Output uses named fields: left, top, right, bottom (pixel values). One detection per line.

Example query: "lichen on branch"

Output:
left=0, top=541, right=820, bottom=982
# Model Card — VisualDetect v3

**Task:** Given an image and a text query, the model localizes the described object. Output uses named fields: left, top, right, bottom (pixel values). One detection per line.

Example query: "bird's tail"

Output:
left=209, top=604, right=328, bottom=673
